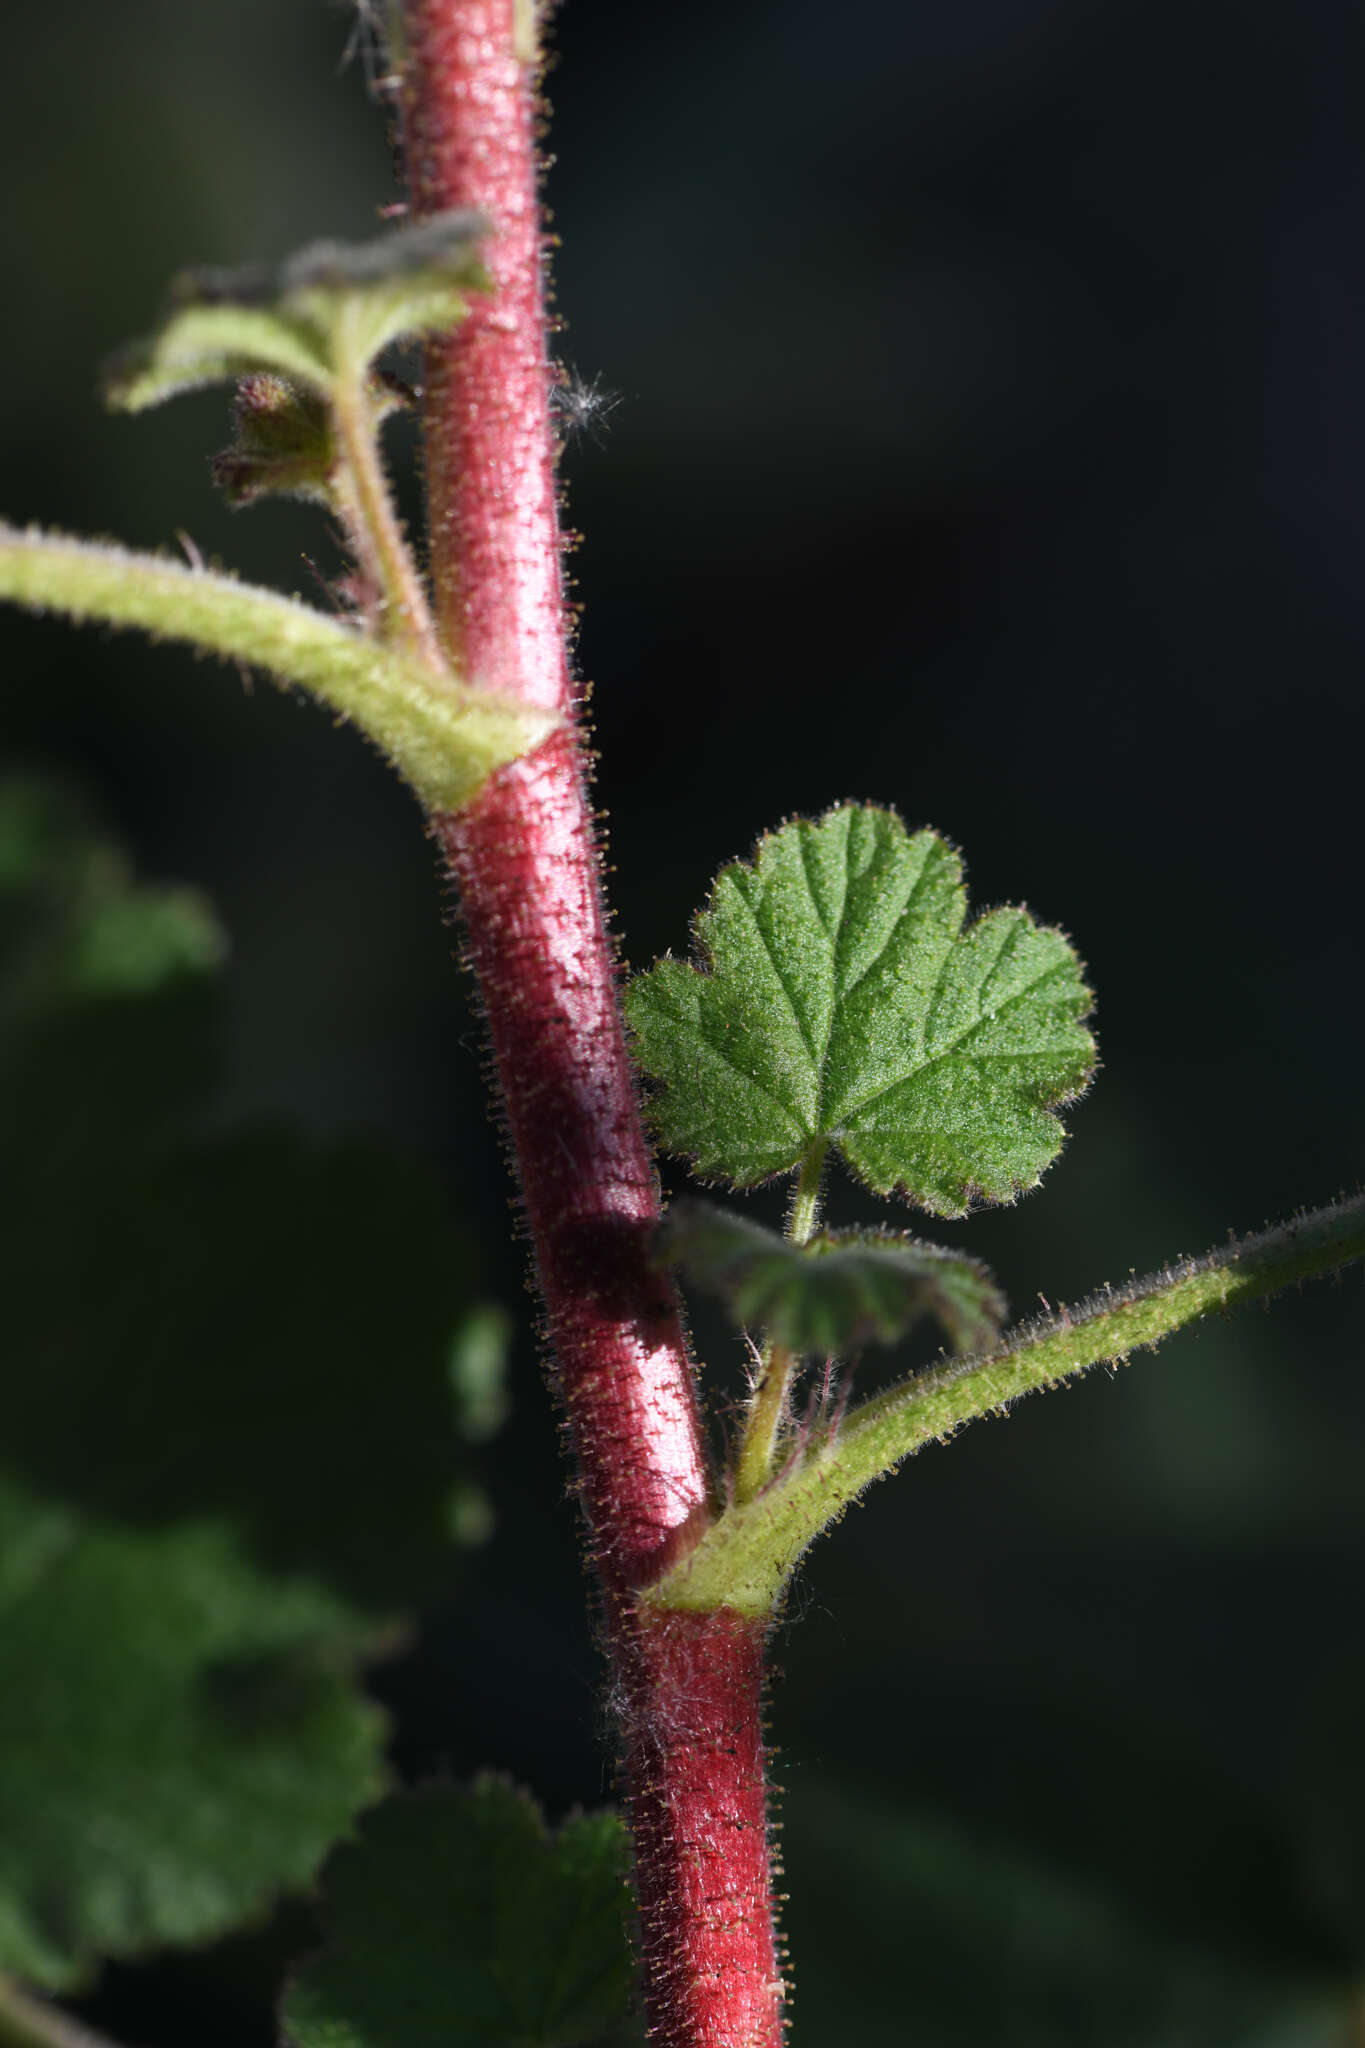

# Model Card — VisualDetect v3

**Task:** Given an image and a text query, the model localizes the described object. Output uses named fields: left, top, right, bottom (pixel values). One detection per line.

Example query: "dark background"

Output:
left=4, top=0, right=1365, bottom=2040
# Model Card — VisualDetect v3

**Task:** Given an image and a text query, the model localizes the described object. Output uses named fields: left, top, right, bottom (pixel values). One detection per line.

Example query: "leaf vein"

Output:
left=687, top=1010, right=808, bottom=1134
left=732, top=880, right=820, bottom=1076
left=976, top=913, right=1028, bottom=1010
left=843, top=962, right=1079, bottom=1123
left=919, top=920, right=960, bottom=1050
left=794, top=823, right=836, bottom=946
left=838, top=838, right=943, bottom=1004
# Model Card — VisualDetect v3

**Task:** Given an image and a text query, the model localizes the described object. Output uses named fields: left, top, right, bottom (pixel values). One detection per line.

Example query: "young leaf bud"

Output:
left=211, top=375, right=336, bottom=508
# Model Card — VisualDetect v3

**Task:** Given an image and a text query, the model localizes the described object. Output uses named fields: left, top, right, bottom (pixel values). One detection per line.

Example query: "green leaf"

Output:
left=280, top=1780, right=635, bottom=2048
left=0, top=1473, right=388, bottom=1994
left=0, top=774, right=509, bottom=1611
left=103, top=302, right=335, bottom=412
left=659, top=1198, right=1005, bottom=1357
left=103, top=211, right=487, bottom=414
left=625, top=805, right=1095, bottom=1218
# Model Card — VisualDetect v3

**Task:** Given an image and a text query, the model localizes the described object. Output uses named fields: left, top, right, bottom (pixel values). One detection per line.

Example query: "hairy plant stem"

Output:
left=733, top=1342, right=797, bottom=1508
left=398, top=5, right=784, bottom=2042
left=787, top=1140, right=827, bottom=1249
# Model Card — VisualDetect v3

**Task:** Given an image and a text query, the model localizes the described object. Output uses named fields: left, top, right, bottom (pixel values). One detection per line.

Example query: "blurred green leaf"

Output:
left=0, top=777, right=519, bottom=1986
left=0, top=774, right=506, bottom=1611
left=103, top=300, right=334, bottom=411
left=103, top=210, right=486, bottom=415
left=280, top=1780, right=635, bottom=2048
left=785, top=1781, right=1351, bottom=2048
left=659, top=1197, right=1005, bottom=1357
left=1288, top=1661, right=1365, bottom=1974
left=5, top=1132, right=508, bottom=1609
left=0, top=773, right=221, bottom=1031
left=625, top=805, right=1095, bottom=1217
left=0, top=1473, right=388, bottom=1994
left=449, top=1304, right=515, bottom=1445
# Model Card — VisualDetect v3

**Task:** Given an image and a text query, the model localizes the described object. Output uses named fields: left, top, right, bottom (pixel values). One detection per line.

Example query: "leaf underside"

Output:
left=103, top=210, right=487, bottom=414
left=626, top=805, right=1096, bottom=1217
left=660, top=1198, right=1005, bottom=1358
left=280, top=1780, right=635, bottom=2048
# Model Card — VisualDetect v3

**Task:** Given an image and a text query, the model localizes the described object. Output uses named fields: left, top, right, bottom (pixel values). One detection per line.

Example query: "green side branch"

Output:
left=733, top=1341, right=798, bottom=1510
left=0, top=526, right=555, bottom=812
left=731, top=1142, right=827, bottom=1507
left=651, top=1193, right=1365, bottom=1618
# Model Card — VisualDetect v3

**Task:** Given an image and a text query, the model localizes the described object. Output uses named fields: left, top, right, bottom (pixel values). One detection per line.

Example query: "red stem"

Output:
left=620, top=1607, right=784, bottom=2048
left=398, top=5, right=784, bottom=2042
left=432, top=734, right=709, bottom=1590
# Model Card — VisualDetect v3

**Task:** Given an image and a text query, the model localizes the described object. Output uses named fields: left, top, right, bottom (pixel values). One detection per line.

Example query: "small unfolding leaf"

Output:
left=210, top=373, right=338, bottom=507
left=626, top=805, right=1095, bottom=1217
left=660, top=1198, right=1005, bottom=1357
left=280, top=1780, right=634, bottom=2048
left=104, top=210, right=486, bottom=415
left=0, top=1474, right=387, bottom=1993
